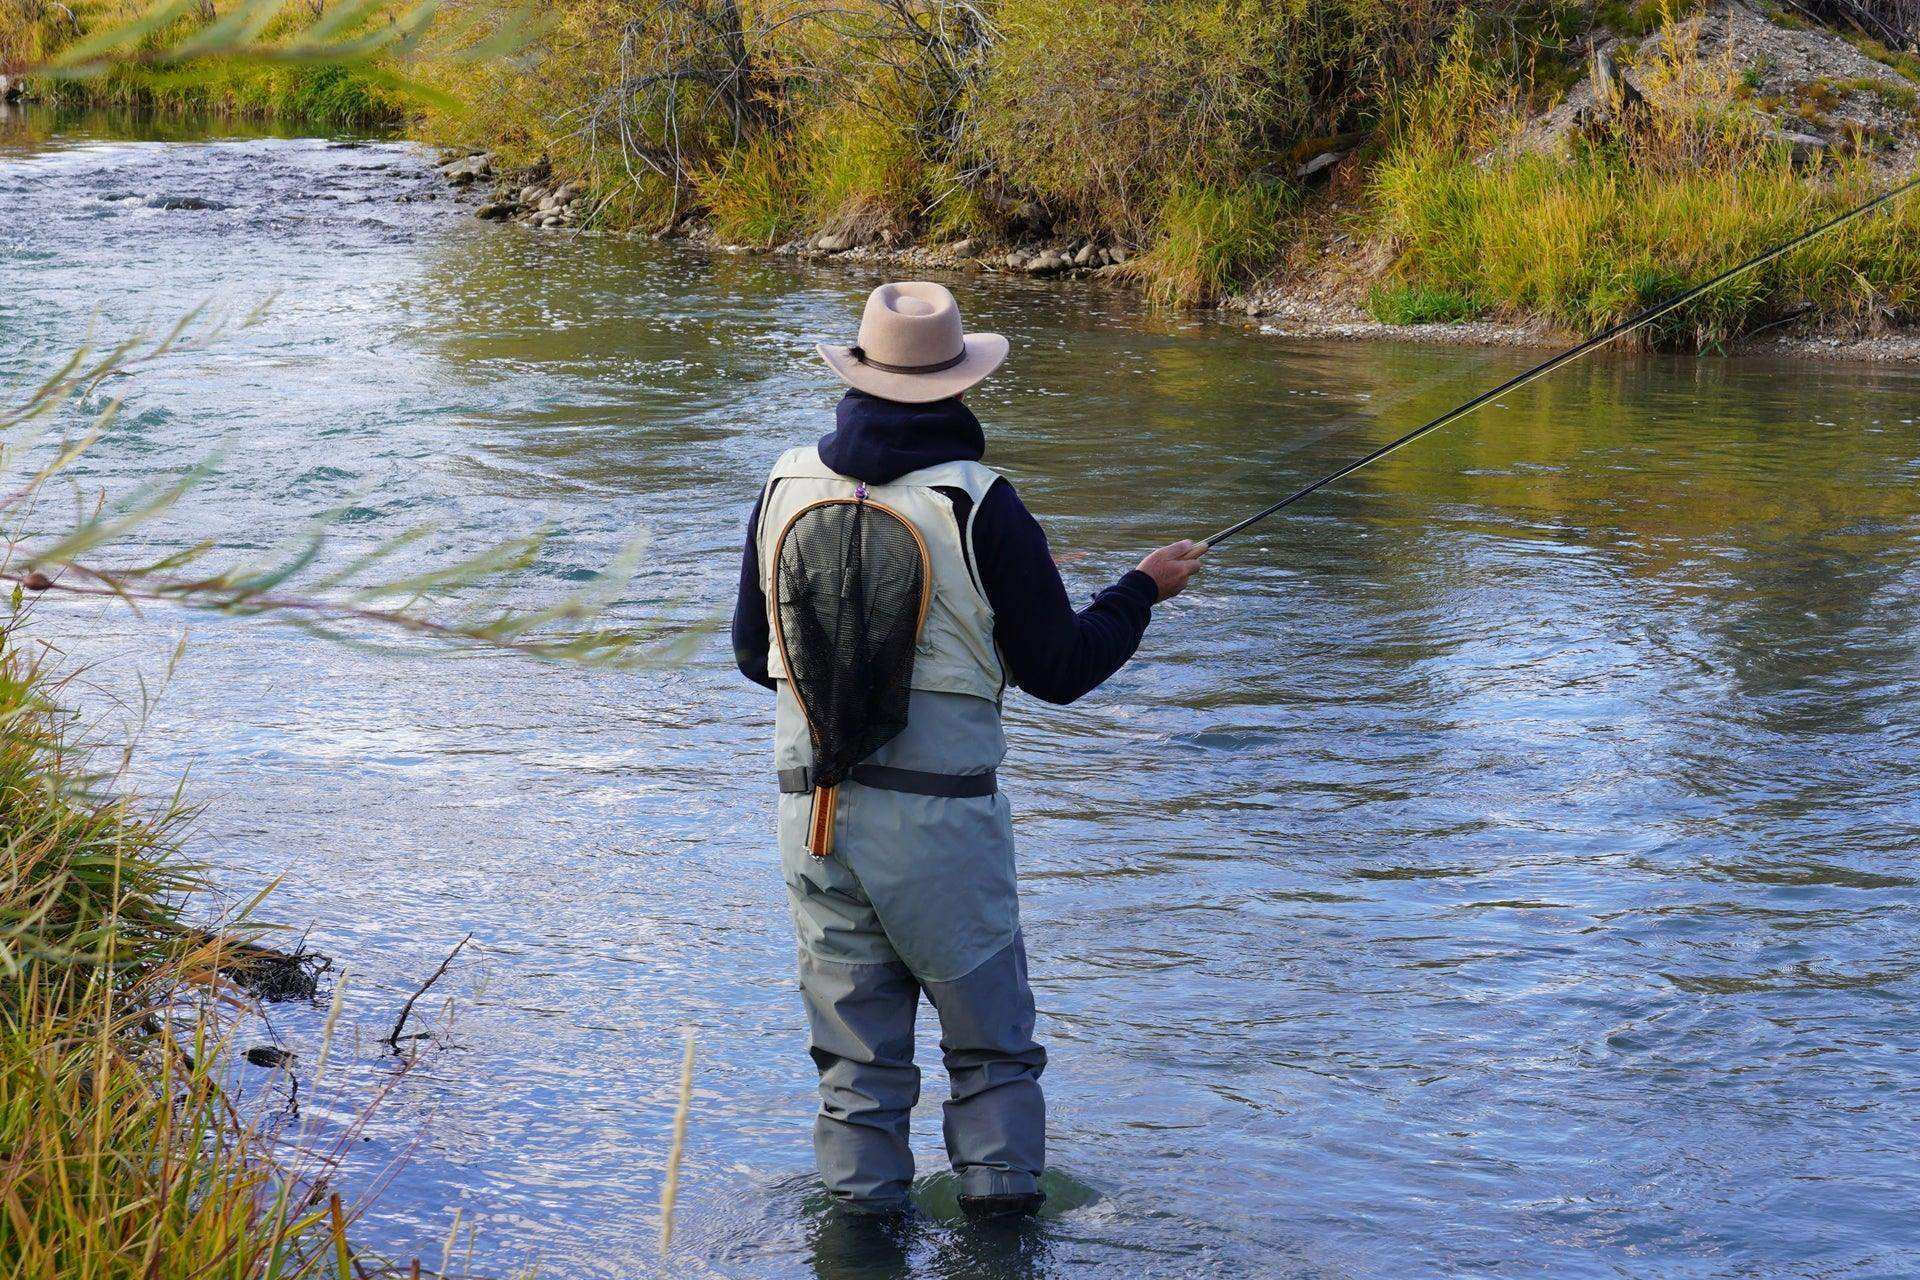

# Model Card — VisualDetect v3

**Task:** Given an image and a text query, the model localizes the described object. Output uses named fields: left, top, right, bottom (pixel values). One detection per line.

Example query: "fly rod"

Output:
left=1203, top=170, right=1920, bottom=549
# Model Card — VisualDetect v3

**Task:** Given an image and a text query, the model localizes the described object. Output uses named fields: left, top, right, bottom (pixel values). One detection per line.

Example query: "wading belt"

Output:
left=777, top=765, right=997, bottom=799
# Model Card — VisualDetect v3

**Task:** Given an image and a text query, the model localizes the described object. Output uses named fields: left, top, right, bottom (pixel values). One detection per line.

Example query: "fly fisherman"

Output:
left=732, top=281, right=1204, bottom=1220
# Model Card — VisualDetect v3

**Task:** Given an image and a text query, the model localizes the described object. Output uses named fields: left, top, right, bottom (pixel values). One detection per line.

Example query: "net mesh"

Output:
left=774, top=498, right=928, bottom=791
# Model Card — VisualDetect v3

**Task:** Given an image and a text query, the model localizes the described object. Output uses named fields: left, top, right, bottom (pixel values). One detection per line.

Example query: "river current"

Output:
left=4, top=111, right=1919, bottom=1279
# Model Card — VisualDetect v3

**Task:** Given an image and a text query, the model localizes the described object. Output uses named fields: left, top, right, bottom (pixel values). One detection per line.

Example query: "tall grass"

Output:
left=1366, top=10, right=1920, bottom=344
left=1133, top=179, right=1294, bottom=307
left=0, top=633, right=416, bottom=1277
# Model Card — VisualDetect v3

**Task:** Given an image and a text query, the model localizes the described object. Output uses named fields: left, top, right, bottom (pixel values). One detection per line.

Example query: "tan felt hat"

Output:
left=818, top=281, right=1009, bottom=403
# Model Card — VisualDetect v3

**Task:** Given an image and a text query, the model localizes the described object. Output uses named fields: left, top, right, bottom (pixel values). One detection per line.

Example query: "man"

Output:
left=732, top=281, right=1204, bottom=1219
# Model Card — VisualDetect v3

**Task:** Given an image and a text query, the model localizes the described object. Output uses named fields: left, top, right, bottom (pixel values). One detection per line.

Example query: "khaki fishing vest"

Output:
left=757, top=446, right=1005, bottom=703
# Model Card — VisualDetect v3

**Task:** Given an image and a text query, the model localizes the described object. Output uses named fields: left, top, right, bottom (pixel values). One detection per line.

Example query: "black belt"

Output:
left=778, top=764, right=997, bottom=799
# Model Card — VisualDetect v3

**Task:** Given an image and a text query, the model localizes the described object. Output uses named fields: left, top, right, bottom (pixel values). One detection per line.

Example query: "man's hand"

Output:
left=1136, top=539, right=1208, bottom=602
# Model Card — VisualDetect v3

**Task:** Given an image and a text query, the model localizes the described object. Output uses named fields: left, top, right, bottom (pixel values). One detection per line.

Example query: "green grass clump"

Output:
left=1135, top=179, right=1293, bottom=307
left=696, top=136, right=804, bottom=247
left=1371, top=147, right=1920, bottom=345
left=1367, top=283, right=1486, bottom=325
left=802, top=113, right=926, bottom=239
left=1836, top=74, right=1919, bottom=111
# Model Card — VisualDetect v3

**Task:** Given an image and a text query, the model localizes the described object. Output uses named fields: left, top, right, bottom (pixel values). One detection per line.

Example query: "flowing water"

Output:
left=5, top=109, right=1919, bottom=1280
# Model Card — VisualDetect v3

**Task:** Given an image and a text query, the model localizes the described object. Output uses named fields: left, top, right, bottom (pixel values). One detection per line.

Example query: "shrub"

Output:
left=969, top=0, right=1461, bottom=237
left=802, top=108, right=927, bottom=238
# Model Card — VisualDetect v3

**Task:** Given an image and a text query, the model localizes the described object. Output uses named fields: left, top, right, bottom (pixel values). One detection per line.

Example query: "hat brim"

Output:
left=817, top=333, right=1009, bottom=404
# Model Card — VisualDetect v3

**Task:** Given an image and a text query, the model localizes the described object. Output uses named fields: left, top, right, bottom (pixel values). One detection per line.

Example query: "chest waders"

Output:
left=757, top=449, right=1046, bottom=1213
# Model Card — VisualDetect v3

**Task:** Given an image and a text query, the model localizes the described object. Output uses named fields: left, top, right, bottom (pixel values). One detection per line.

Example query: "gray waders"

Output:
left=776, top=683, right=1046, bottom=1211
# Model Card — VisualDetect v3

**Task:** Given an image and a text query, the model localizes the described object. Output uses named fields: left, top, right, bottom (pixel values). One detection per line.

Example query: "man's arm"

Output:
left=972, top=479, right=1202, bottom=705
left=731, top=492, right=776, bottom=690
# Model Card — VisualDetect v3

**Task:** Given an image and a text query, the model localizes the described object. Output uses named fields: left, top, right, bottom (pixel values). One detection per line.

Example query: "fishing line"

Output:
left=1202, top=170, right=1920, bottom=549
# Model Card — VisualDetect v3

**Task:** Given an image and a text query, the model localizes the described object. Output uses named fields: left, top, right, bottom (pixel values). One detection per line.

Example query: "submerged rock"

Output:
left=149, top=195, right=229, bottom=211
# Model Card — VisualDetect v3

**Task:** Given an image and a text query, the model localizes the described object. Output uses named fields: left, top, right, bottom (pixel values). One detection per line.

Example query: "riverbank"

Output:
left=0, top=4, right=403, bottom=130
left=430, top=147, right=1920, bottom=364
left=419, top=0, right=1920, bottom=357
left=0, top=624, right=423, bottom=1274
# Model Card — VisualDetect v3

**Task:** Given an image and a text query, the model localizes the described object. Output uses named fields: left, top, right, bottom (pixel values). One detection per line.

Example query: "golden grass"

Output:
left=0, top=635, right=423, bottom=1278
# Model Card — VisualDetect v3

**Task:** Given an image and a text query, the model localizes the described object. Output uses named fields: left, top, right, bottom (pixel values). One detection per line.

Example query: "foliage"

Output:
left=1373, top=142, right=1920, bottom=345
left=1368, top=7, right=1920, bottom=345
left=0, top=635, right=425, bottom=1277
left=694, top=131, right=801, bottom=244
left=1, top=0, right=540, bottom=128
left=1367, top=283, right=1486, bottom=325
left=7, top=315, right=688, bottom=668
left=1132, top=179, right=1293, bottom=307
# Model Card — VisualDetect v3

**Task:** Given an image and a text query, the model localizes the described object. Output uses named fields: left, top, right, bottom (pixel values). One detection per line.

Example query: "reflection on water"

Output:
left=4, top=109, right=1920, bottom=1279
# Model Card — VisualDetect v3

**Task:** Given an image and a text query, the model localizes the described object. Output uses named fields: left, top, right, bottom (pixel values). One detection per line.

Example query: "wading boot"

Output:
left=957, top=1191, right=1045, bottom=1220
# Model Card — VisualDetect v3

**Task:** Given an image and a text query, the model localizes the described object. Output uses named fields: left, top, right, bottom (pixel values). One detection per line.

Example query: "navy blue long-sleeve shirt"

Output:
left=732, top=391, right=1157, bottom=705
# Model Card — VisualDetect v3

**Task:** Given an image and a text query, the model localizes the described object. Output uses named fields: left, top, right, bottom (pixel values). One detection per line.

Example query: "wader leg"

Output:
left=798, top=950, right=922, bottom=1211
left=920, top=932, right=1047, bottom=1200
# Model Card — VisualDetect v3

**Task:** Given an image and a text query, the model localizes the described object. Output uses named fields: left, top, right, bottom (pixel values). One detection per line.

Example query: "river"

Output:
left=4, top=109, right=1919, bottom=1279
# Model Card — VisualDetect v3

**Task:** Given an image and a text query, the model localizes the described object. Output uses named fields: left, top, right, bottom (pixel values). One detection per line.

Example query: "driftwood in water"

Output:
left=385, top=933, right=473, bottom=1052
left=179, top=928, right=333, bottom=1002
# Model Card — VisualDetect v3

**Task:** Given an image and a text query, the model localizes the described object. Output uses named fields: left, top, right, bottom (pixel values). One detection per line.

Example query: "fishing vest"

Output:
left=756, top=446, right=1005, bottom=703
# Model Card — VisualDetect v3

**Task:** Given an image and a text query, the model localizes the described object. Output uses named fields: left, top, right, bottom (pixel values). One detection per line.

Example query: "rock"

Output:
left=476, top=201, right=513, bottom=220
left=1004, top=250, right=1029, bottom=269
left=556, top=182, right=582, bottom=202
left=1026, top=251, right=1068, bottom=274
left=947, top=237, right=975, bottom=258
left=244, top=1045, right=292, bottom=1069
left=538, top=194, right=561, bottom=212
left=1107, top=245, right=1130, bottom=265
left=814, top=232, right=851, bottom=252
left=1295, top=150, right=1346, bottom=181
left=520, top=184, right=542, bottom=203
left=439, top=153, right=493, bottom=185
left=1072, top=243, right=1096, bottom=267
left=879, top=228, right=897, bottom=246
left=149, top=195, right=229, bottom=211
left=1777, top=129, right=1829, bottom=162
left=1589, top=45, right=1646, bottom=120
left=0, top=75, right=18, bottom=104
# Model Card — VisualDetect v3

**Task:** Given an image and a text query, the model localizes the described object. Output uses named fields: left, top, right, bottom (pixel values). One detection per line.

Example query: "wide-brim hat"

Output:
left=817, top=281, right=1008, bottom=403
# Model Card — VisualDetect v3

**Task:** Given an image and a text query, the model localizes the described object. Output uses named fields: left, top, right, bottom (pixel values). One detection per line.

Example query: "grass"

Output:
left=0, top=629, right=419, bottom=1277
left=1364, top=5, right=1920, bottom=347
left=695, top=135, right=804, bottom=247
left=1370, top=148, right=1920, bottom=345
left=1133, top=179, right=1294, bottom=307
left=1367, top=284, right=1486, bottom=325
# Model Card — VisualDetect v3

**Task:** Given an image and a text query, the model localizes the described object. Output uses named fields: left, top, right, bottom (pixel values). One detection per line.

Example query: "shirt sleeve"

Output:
left=731, top=491, right=776, bottom=690
left=972, top=478, right=1158, bottom=705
